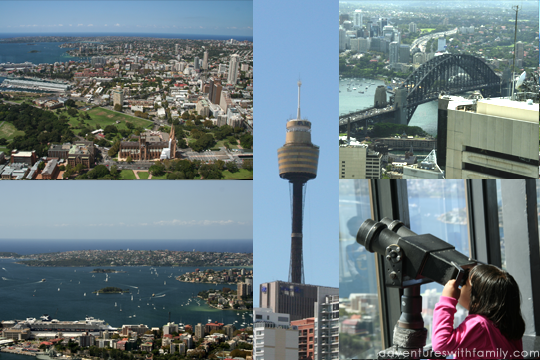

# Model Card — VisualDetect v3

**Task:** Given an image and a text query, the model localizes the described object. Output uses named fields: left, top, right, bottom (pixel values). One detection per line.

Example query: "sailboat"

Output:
left=115, top=302, right=117, bottom=307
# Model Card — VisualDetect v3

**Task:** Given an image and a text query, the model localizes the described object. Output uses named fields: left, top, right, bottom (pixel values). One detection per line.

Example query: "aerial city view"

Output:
left=0, top=181, right=254, bottom=359
left=339, top=0, right=539, bottom=179
left=0, top=1, right=253, bottom=180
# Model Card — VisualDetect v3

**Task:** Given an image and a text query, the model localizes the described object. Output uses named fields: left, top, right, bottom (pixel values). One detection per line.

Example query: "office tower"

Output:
left=399, top=44, right=410, bottom=63
left=409, top=22, right=417, bottom=33
left=389, top=41, right=400, bottom=64
left=277, top=82, right=319, bottom=284
left=175, top=44, right=179, bottom=54
left=227, top=54, right=239, bottom=84
left=516, top=41, right=524, bottom=63
left=202, top=50, right=208, bottom=70
left=339, top=145, right=382, bottom=179
left=353, top=9, right=363, bottom=28
left=339, top=28, right=347, bottom=52
left=442, top=95, right=538, bottom=178
left=437, top=37, right=447, bottom=52
left=194, top=56, right=199, bottom=70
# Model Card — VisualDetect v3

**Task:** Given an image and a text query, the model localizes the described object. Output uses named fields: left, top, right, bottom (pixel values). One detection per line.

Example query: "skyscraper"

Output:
left=516, top=41, right=524, bottom=62
left=389, top=41, right=400, bottom=64
left=202, top=50, right=208, bottom=70
left=194, top=56, right=200, bottom=70
left=353, top=10, right=363, bottom=28
left=277, top=82, right=319, bottom=284
left=227, top=54, right=239, bottom=85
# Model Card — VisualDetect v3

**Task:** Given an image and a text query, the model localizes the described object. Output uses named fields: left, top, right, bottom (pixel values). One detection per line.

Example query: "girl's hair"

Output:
left=468, top=264, right=525, bottom=341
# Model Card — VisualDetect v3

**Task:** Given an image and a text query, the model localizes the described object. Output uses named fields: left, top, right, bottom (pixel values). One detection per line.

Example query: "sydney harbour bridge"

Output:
left=339, top=54, right=502, bottom=135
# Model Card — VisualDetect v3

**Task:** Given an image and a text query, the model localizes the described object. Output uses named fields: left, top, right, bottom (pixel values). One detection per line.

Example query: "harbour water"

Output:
left=0, top=42, right=85, bottom=65
left=0, top=259, right=253, bottom=329
left=339, top=77, right=439, bottom=136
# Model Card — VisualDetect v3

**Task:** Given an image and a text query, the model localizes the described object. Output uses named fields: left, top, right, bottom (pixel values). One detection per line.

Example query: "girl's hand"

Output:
left=442, top=279, right=461, bottom=300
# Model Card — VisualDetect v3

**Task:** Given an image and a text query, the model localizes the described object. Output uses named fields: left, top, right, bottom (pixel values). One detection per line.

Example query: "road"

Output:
left=411, top=28, right=458, bottom=53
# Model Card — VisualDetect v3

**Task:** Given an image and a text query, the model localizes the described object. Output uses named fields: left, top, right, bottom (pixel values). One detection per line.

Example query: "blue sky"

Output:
left=0, top=1, right=252, bottom=37
left=253, top=0, right=338, bottom=304
left=0, top=181, right=252, bottom=241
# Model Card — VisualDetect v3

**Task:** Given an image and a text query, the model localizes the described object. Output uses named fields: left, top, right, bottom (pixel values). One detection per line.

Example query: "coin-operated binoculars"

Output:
left=356, top=218, right=479, bottom=359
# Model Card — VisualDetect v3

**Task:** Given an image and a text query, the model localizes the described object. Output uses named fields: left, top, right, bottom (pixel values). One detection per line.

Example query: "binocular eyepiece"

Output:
left=357, top=218, right=476, bottom=287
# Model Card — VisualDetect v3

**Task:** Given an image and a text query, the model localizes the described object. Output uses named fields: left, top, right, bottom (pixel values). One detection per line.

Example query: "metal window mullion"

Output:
left=369, top=179, right=409, bottom=349
left=466, top=179, right=502, bottom=267
left=500, top=179, right=540, bottom=336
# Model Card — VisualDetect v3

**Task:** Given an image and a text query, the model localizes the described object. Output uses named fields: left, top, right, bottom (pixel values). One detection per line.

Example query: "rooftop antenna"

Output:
left=511, top=5, right=519, bottom=101
left=297, top=80, right=302, bottom=119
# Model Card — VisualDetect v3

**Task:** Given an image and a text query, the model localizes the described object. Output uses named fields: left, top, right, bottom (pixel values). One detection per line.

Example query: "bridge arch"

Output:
left=400, top=54, right=501, bottom=123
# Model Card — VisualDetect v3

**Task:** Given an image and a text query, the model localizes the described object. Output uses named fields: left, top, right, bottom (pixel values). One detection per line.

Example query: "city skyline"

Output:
left=0, top=181, right=252, bottom=242
left=253, top=0, right=338, bottom=305
left=0, top=1, right=253, bottom=37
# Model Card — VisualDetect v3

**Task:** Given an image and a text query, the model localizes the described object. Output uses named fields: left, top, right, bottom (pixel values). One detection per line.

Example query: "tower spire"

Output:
left=297, top=80, right=302, bottom=119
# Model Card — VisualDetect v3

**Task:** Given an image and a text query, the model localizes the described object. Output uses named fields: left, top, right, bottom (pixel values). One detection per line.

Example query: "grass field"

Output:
left=215, top=140, right=238, bottom=149
left=65, top=107, right=153, bottom=131
left=0, top=122, right=25, bottom=142
left=222, top=169, right=253, bottom=179
left=138, top=171, right=149, bottom=180
left=150, top=173, right=167, bottom=180
left=120, top=170, right=136, bottom=180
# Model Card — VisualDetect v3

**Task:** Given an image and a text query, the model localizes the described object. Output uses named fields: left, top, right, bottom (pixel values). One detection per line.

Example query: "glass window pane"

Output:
left=339, top=179, right=382, bottom=358
left=406, top=180, right=470, bottom=347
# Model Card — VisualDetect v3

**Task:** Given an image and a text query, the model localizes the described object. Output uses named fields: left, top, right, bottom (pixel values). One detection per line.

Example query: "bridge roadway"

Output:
left=339, top=105, right=396, bottom=126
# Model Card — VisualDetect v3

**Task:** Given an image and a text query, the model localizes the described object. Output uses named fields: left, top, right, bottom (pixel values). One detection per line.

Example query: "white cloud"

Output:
left=58, top=24, right=63, bottom=27
left=69, top=24, right=72, bottom=27
left=77, top=24, right=83, bottom=26
left=88, top=24, right=93, bottom=27
left=115, top=23, right=120, bottom=27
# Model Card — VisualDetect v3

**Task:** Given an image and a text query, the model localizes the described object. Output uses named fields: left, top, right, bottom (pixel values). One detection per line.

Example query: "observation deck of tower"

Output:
left=277, top=81, right=320, bottom=284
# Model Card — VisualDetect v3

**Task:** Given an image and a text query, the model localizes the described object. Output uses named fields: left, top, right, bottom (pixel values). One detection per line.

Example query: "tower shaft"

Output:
left=290, top=180, right=304, bottom=284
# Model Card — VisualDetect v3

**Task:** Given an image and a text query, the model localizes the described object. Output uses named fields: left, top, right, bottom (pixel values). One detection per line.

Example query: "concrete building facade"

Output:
left=445, top=97, right=539, bottom=178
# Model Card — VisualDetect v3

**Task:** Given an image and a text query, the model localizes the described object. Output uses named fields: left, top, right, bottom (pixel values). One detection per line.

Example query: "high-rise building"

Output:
left=339, top=144, right=382, bottom=179
left=291, top=317, right=315, bottom=360
left=175, top=44, right=179, bottom=54
left=194, top=323, right=204, bottom=339
left=516, top=41, right=524, bottom=62
left=409, top=22, right=417, bottom=33
left=253, top=309, right=298, bottom=360
left=442, top=95, right=539, bottom=178
left=113, top=89, right=124, bottom=107
left=399, top=44, right=410, bottom=64
left=353, top=10, right=363, bottom=28
left=227, top=54, right=239, bottom=84
left=437, top=37, right=447, bottom=52
left=194, top=56, right=200, bottom=70
left=314, top=293, right=339, bottom=359
left=339, top=28, right=347, bottom=52
left=91, top=56, right=106, bottom=68
left=389, top=41, right=400, bottom=64
left=202, top=50, right=208, bottom=70
left=278, top=82, right=319, bottom=284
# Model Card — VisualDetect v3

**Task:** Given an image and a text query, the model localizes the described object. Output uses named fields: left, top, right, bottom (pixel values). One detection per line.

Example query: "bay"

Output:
left=0, top=42, right=85, bottom=65
left=0, top=259, right=252, bottom=329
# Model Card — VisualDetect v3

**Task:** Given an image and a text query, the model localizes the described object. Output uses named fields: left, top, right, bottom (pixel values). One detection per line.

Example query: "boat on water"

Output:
left=41, top=279, right=46, bottom=282
left=18, top=315, right=116, bottom=332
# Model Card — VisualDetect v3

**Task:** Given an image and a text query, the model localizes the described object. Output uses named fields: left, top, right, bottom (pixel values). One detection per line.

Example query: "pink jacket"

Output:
left=432, top=296, right=523, bottom=359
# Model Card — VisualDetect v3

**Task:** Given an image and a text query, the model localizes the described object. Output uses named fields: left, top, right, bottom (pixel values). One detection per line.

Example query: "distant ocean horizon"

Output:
left=0, top=239, right=253, bottom=255
left=0, top=32, right=253, bottom=42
